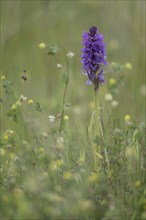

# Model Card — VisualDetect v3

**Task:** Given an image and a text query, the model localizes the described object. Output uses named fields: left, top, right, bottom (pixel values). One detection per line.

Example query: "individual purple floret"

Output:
left=81, top=26, right=107, bottom=90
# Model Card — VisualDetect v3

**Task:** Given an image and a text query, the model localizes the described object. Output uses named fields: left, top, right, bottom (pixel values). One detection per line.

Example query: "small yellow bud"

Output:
left=28, top=99, right=33, bottom=104
left=88, top=173, right=98, bottom=183
left=9, top=153, right=15, bottom=159
left=38, top=42, right=46, bottom=49
left=16, top=101, right=21, bottom=106
left=124, top=114, right=131, bottom=122
left=109, top=78, right=117, bottom=87
left=63, top=171, right=72, bottom=180
left=125, top=63, right=132, bottom=69
left=64, top=115, right=69, bottom=120
left=1, top=75, right=5, bottom=80
left=135, top=180, right=141, bottom=188
left=0, top=149, right=6, bottom=156
left=11, top=104, right=17, bottom=110
left=37, top=147, right=45, bottom=154
left=4, top=134, right=9, bottom=141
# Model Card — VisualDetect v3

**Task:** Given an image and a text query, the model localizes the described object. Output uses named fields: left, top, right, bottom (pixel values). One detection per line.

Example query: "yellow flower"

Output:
left=16, top=101, right=21, bottom=106
left=38, top=42, right=46, bottom=49
left=28, top=99, right=33, bottom=104
left=50, top=160, right=64, bottom=171
left=64, top=115, right=69, bottom=120
left=63, top=171, right=72, bottom=180
left=79, top=200, right=92, bottom=210
left=135, top=180, right=141, bottom=188
left=3, top=134, right=9, bottom=141
left=1, top=75, right=5, bottom=80
left=125, top=63, right=132, bottom=69
left=11, top=104, right=17, bottom=110
left=37, top=147, right=45, bottom=154
left=124, top=114, right=131, bottom=122
left=9, top=153, right=15, bottom=159
left=109, top=78, right=117, bottom=87
left=88, top=173, right=98, bottom=183
left=0, top=149, right=6, bottom=156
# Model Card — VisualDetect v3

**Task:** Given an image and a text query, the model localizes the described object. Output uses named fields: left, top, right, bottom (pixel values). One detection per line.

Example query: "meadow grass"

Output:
left=0, top=1, right=145, bottom=220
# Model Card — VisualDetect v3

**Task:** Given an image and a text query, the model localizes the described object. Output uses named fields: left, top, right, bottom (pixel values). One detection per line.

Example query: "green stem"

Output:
left=59, top=57, right=69, bottom=134
left=94, top=89, right=101, bottom=154
left=94, top=89, right=99, bottom=138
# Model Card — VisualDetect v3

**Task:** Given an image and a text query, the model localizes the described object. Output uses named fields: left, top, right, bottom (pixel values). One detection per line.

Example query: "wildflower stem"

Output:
left=94, top=89, right=99, bottom=138
left=59, top=57, right=69, bottom=134
left=94, top=89, right=101, bottom=154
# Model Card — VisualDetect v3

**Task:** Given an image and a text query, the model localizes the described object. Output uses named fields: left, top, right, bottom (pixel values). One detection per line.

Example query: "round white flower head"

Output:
left=66, top=51, right=74, bottom=58
left=20, top=94, right=27, bottom=102
left=57, top=64, right=63, bottom=69
left=105, top=93, right=113, bottom=101
left=57, top=137, right=64, bottom=144
left=48, top=115, right=55, bottom=122
left=111, top=100, right=119, bottom=108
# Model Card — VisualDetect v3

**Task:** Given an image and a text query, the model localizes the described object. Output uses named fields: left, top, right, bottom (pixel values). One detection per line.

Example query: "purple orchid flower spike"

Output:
left=81, top=26, right=107, bottom=91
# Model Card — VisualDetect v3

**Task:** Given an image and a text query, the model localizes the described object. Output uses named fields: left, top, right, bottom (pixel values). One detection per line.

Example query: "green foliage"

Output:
left=48, top=44, right=60, bottom=55
left=0, top=1, right=145, bottom=220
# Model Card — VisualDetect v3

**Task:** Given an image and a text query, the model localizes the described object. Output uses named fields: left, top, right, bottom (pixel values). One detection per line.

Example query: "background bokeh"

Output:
left=1, top=0, right=145, bottom=126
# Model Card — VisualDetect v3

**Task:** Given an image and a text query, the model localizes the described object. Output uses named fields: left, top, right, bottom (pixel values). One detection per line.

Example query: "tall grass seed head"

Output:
left=81, top=26, right=107, bottom=90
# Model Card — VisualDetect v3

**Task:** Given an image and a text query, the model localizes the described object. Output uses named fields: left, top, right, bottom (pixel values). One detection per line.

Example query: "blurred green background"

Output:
left=1, top=0, right=145, bottom=126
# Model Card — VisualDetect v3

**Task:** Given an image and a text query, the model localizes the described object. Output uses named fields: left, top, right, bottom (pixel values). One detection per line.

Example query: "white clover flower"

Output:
left=14, top=156, right=19, bottom=161
left=111, top=100, right=119, bottom=108
left=57, top=64, right=63, bottom=69
left=20, top=94, right=27, bottom=102
left=48, top=115, right=55, bottom=122
left=66, top=51, right=74, bottom=58
left=105, top=93, right=113, bottom=101
left=57, top=137, right=64, bottom=144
